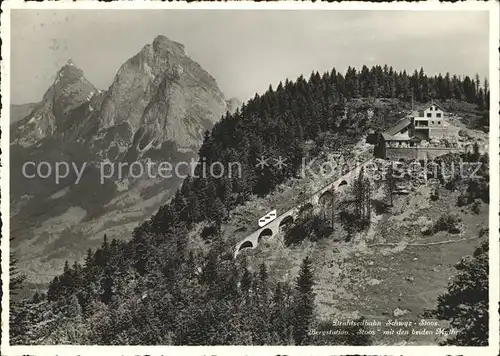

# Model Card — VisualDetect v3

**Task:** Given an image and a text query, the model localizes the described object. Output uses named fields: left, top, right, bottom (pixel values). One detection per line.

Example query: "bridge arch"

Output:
left=238, top=240, right=254, bottom=251
left=297, top=203, right=314, bottom=220
left=258, top=228, right=273, bottom=242
left=279, top=215, right=294, bottom=232
left=319, top=190, right=335, bottom=206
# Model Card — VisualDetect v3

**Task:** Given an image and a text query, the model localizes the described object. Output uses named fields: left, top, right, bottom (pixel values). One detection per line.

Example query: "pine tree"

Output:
left=240, top=258, right=252, bottom=294
left=387, top=66, right=396, bottom=98
left=100, top=266, right=114, bottom=304
left=132, top=230, right=149, bottom=275
left=210, top=197, right=226, bottom=234
left=435, top=241, right=488, bottom=345
left=65, top=294, right=83, bottom=319
left=293, top=256, right=315, bottom=345
left=8, top=238, right=27, bottom=343
left=471, top=142, right=481, bottom=161
left=364, top=177, right=371, bottom=222
left=226, top=267, right=240, bottom=299
left=9, top=238, right=26, bottom=297
left=259, top=263, right=268, bottom=284
left=400, top=70, right=411, bottom=100
left=257, top=263, right=269, bottom=303
left=9, top=299, right=31, bottom=343
left=419, top=67, right=429, bottom=101
left=47, top=276, right=61, bottom=302
left=201, top=250, right=218, bottom=286
left=385, top=163, right=396, bottom=206
left=443, top=72, right=452, bottom=98
left=483, top=77, right=490, bottom=108
left=475, top=74, right=481, bottom=95
left=353, top=168, right=365, bottom=220
left=84, top=248, right=94, bottom=268
left=476, top=87, right=485, bottom=109
left=58, top=260, right=75, bottom=297
left=71, top=261, right=83, bottom=299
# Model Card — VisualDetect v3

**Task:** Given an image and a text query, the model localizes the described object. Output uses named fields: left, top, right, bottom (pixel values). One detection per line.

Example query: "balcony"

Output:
left=414, top=121, right=429, bottom=128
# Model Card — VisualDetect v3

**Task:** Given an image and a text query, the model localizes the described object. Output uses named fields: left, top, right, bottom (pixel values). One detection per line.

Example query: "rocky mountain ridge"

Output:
left=12, top=36, right=229, bottom=158
left=11, top=61, right=97, bottom=147
left=10, top=35, right=231, bottom=282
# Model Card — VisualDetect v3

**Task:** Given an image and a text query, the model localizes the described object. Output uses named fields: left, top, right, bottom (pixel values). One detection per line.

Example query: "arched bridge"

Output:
left=234, top=159, right=373, bottom=258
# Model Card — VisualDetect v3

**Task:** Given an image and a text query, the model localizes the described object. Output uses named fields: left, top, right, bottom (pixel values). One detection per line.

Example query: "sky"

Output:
left=10, top=10, right=490, bottom=105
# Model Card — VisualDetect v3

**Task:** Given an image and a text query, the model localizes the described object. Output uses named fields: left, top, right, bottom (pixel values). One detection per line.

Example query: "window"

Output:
left=438, top=121, right=441, bottom=125
left=430, top=106, right=434, bottom=111
left=427, top=113, right=432, bottom=118
left=436, top=113, right=442, bottom=118
left=431, top=121, right=434, bottom=124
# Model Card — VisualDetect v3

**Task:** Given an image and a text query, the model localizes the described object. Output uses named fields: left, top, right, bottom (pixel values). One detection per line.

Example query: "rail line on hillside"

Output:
left=273, top=157, right=374, bottom=221
left=367, top=236, right=482, bottom=248
left=234, top=157, right=374, bottom=254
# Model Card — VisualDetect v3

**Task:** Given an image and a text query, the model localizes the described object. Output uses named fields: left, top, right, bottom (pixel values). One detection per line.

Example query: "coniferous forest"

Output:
left=9, top=65, right=490, bottom=345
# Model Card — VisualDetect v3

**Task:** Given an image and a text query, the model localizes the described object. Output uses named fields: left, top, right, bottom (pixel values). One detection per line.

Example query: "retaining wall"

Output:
left=386, top=147, right=460, bottom=160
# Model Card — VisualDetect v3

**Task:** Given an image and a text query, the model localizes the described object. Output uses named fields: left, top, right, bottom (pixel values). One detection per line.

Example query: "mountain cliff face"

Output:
left=11, top=61, right=97, bottom=146
left=98, top=36, right=227, bottom=157
left=10, top=36, right=229, bottom=282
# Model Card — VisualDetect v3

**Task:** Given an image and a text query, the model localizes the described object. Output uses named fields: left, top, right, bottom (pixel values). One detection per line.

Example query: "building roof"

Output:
left=383, top=134, right=421, bottom=142
left=411, top=101, right=446, bottom=116
left=383, top=117, right=412, bottom=136
left=382, top=133, right=393, bottom=141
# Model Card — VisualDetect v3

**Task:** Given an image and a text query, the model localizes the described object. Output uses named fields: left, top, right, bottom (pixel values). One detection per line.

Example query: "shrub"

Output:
left=201, top=224, right=218, bottom=240
left=444, top=180, right=456, bottom=191
left=471, top=200, right=481, bottom=214
left=467, top=179, right=489, bottom=204
left=478, top=227, right=488, bottom=238
left=433, top=214, right=462, bottom=234
left=310, top=215, right=333, bottom=241
left=339, top=210, right=368, bottom=241
left=458, top=129, right=468, bottom=138
left=372, top=199, right=391, bottom=214
left=435, top=241, right=488, bottom=345
left=430, top=188, right=439, bottom=201
left=422, top=226, right=433, bottom=236
left=284, top=214, right=333, bottom=246
left=457, top=195, right=467, bottom=207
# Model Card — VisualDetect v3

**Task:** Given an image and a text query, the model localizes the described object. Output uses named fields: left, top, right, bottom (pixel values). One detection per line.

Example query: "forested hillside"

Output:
left=148, top=65, right=490, bottom=239
left=10, top=65, right=490, bottom=345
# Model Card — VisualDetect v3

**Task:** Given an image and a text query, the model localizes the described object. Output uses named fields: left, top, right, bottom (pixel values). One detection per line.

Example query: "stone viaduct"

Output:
left=233, top=159, right=374, bottom=258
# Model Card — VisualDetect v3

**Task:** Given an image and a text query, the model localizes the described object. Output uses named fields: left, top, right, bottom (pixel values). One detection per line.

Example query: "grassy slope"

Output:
left=230, top=172, right=487, bottom=345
